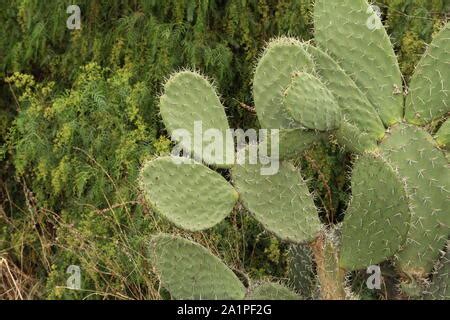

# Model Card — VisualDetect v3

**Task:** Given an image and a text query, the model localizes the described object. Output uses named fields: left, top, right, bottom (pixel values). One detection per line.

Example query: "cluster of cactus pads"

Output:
left=140, top=0, right=449, bottom=300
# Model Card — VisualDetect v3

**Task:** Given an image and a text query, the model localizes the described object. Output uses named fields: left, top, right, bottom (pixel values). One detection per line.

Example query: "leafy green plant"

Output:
left=3, top=64, right=161, bottom=299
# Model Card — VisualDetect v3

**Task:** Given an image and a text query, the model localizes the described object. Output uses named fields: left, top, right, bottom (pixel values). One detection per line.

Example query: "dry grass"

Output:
left=0, top=255, right=42, bottom=300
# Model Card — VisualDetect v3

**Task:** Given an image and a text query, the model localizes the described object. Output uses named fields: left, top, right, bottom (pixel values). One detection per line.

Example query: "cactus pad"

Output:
left=253, top=37, right=315, bottom=129
left=335, top=120, right=379, bottom=154
left=427, top=244, right=450, bottom=300
left=314, top=0, right=403, bottom=126
left=159, top=71, right=234, bottom=168
left=380, top=124, right=450, bottom=276
left=436, top=119, right=450, bottom=150
left=405, top=23, right=450, bottom=125
left=232, top=155, right=321, bottom=243
left=340, top=153, right=411, bottom=270
left=288, top=244, right=317, bottom=298
left=149, top=234, right=246, bottom=300
left=264, top=128, right=323, bottom=160
left=247, top=283, right=300, bottom=300
left=305, top=44, right=385, bottom=150
left=282, top=72, right=341, bottom=131
left=140, top=157, right=238, bottom=231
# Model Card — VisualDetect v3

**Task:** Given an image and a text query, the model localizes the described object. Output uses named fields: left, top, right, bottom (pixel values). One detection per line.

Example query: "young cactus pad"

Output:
left=282, top=72, right=341, bottom=131
left=232, top=154, right=321, bottom=243
left=253, top=37, right=315, bottom=129
left=149, top=234, right=246, bottom=300
left=140, top=156, right=238, bottom=231
left=340, top=152, right=411, bottom=270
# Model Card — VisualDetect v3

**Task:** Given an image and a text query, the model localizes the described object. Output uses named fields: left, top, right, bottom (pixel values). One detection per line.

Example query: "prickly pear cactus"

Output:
left=340, top=153, right=411, bottom=270
left=405, top=24, right=450, bottom=125
left=140, top=0, right=449, bottom=300
left=232, top=152, right=322, bottom=243
left=427, top=243, right=450, bottom=300
left=282, top=72, right=341, bottom=131
left=304, top=44, right=385, bottom=153
left=159, top=71, right=234, bottom=168
left=380, top=124, right=449, bottom=276
left=149, top=234, right=246, bottom=299
left=314, top=0, right=404, bottom=126
left=307, top=0, right=449, bottom=289
left=436, top=119, right=450, bottom=150
left=253, top=37, right=315, bottom=130
left=140, top=156, right=238, bottom=231
left=287, top=244, right=317, bottom=298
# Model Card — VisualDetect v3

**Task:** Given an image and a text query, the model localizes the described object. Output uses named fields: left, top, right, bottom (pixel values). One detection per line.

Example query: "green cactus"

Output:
left=159, top=71, right=234, bottom=168
left=253, top=37, right=314, bottom=130
left=139, top=156, right=238, bottom=231
left=436, top=119, right=450, bottom=150
left=264, top=128, right=325, bottom=161
left=282, top=72, right=341, bottom=131
left=304, top=44, right=385, bottom=152
left=310, top=232, right=347, bottom=300
left=340, top=152, right=411, bottom=270
left=287, top=244, right=317, bottom=298
left=380, top=124, right=449, bottom=276
left=314, top=0, right=404, bottom=126
left=149, top=234, right=246, bottom=299
left=405, top=24, right=450, bottom=125
left=335, top=120, right=379, bottom=154
left=427, top=243, right=450, bottom=300
left=140, top=0, right=449, bottom=300
left=232, top=153, right=322, bottom=243
left=310, top=0, right=449, bottom=284
left=253, top=37, right=323, bottom=157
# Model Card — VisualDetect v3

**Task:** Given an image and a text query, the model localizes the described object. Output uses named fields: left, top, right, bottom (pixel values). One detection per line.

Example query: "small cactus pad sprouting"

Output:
left=380, top=124, right=450, bottom=276
left=305, top=44, right=385, bottom=150
left=159, top=71, right=234, bottom=168
left=246, top=282, right=300, bottom=300
left=232, top=154, right=321, bottom=243
left=282, top=72, right=341, bottom=131
left=149, top=234, right=246, bottom=299
left=314, top=0, right=403, bottom=126
left=405, top=23, right=450, bottom=125
left=340, top=153, right=411, bottom=270
left=140, top=157, right=238, bottom=231
left=253, top=37, right=315, bottom=129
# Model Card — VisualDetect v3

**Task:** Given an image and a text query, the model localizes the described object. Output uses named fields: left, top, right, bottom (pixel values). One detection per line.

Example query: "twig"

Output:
left=0, top=257, right=24, bottom=300
left=234, top=99, right=256, bottom=113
